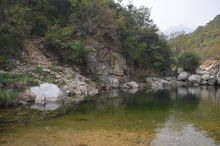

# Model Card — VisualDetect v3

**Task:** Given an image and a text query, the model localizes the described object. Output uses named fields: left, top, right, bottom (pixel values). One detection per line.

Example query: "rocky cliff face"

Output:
left=84, top=41, right=130, bottom=86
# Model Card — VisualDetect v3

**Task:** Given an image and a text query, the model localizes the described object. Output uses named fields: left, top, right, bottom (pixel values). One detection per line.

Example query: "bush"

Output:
left=45, top=27, right=86, bottom=65
left=179, top=53, right=200, bottom=71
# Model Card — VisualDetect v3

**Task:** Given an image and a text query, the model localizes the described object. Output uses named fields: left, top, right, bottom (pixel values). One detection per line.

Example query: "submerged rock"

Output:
left=31, top=103, right=60, bottom=111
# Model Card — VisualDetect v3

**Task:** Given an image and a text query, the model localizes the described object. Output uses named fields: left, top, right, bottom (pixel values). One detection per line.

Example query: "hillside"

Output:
left=0, top=0, right=173, bottom=79
left=168, top=15, right=220, bottom=60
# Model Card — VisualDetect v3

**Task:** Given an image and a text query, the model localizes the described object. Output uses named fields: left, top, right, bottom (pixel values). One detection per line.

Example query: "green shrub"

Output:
left=0, top=72, right=37, bottom=87
left=179, top=53, right=200, bottom=71
left=45, top=27, right=86, bottom=65
left=0, top=89, right=20, bottom=106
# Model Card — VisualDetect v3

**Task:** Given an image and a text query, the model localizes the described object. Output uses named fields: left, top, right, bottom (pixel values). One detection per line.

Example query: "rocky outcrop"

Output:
left=84, top=41, right=129, bottom=85
left=22, top=83, right=64, bottom=104
left=63, top=80, right=98, bottom=97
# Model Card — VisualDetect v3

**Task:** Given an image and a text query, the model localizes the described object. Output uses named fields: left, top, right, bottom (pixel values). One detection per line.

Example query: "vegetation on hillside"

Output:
left=169, top=15, right=220, bottom=60
left=0, top=0, right=173, bottom=71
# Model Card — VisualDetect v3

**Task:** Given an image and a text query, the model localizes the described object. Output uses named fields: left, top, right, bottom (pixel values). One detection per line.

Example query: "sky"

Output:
left=119, top=0, right=220, bottom=31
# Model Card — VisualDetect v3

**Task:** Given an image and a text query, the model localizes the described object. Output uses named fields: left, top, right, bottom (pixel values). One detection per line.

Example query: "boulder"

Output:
left=124, top=81, right=139, bottom=88
left=178, top=72, right=190, bottom=81
left=201, top=74, right=210, bottom=81
left=22, top=83, right=64, bottom=104
left=208, top=76, right=216, bottom=86
left=188, top=75, right=201, bottom=84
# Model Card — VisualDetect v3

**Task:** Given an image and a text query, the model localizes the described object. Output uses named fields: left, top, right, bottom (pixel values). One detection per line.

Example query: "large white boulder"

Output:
left=25, top=83, right=64, bottom=104
left=178, top=72, right=190, bottom=81
left=188, top=75, right=201, bottom=84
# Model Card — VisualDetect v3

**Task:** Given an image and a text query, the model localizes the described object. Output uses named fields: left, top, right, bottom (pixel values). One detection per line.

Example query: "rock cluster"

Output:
left=145, top=77, right=177, bottom=90
left=177, top=68, right=220, bottom=86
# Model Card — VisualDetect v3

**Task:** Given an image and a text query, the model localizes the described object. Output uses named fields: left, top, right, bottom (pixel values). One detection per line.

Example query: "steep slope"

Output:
left=169, top=15, right=220, bottom=60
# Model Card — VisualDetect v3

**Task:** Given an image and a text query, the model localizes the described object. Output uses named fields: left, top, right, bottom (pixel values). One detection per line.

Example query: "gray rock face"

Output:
left=188, top=75, right=201, bottom=84
left=105, top=76, right=119, bottom=88
left=84, top=42, right=128, bottom=82
left=24, top=83, right=64, bottom=104
left=178, top=72, right=190, bottom=81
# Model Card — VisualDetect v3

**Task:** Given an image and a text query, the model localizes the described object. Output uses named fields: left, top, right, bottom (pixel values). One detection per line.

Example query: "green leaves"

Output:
left=179, top=53, right=200, bottom=72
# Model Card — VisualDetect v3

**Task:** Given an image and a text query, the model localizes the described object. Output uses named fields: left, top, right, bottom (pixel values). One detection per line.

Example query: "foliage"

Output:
left=169, top=15, right=220, bottom=60
left=0, top=71, right=38, bottom=105
left=0, top=0, right=173, bottom=71
left=0, top=72, right=37, bottom=87
left=179, top=53, right=200, bottom=72
left=0, top=89, right=20, bottom=106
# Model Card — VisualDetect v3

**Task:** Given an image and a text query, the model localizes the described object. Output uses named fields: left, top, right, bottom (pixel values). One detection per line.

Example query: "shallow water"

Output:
left=1, top=87, right=220, bottom=146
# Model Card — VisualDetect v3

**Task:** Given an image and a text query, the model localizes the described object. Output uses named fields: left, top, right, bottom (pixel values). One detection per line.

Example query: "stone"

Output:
left=178, top=72, right=190, bottom=81
left=208, top=76, right=216, bottom=86
left=188, top=75, right=201, bottom=84
left=22, top=83, right=64, bottom=104
left=63, top=79, right=98, bottom=97
left=201, top=74, right=210, bottom=81
left=124, top=81, right=139, bottom=88
left=196, top=69, right=210, bottom=75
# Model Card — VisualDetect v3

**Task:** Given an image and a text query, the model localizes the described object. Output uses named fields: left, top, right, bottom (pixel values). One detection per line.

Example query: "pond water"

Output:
left=1, top=87, right=220, bottom=146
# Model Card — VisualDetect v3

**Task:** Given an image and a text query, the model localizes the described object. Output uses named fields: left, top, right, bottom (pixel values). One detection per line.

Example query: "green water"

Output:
left=1, top=87, right=220, bottom=146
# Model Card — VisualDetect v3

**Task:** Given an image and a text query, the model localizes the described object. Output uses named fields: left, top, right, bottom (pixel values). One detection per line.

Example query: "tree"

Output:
left=179, top=53, right=200, bottom=72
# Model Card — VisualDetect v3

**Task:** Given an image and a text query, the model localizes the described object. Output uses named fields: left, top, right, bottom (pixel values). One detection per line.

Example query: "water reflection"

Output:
left=151, top=119, right=216, bottom=146
left=1, top=87, right=220, bottom=145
